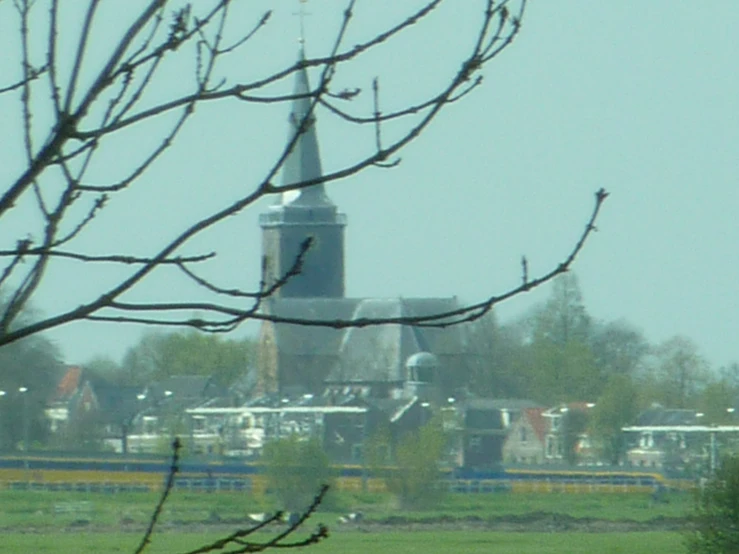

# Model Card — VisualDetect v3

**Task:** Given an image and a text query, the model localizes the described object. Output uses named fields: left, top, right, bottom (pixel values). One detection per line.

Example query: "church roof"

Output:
left=330, top=299, right=430, bottom=383
left=265, top=297, right=359, bottom=356
left=279, top=46, right=333, bottom=207
left=264, top=296, right=466, bottom=386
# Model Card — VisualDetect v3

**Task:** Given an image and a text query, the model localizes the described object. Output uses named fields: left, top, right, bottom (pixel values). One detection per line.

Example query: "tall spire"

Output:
left=258, top=9, right=346, bottom=300
left=280, top=47, right=332, bottom=206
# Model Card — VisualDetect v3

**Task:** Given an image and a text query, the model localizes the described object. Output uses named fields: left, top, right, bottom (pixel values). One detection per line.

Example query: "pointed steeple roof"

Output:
left=280, top=46, right=332, bottom=206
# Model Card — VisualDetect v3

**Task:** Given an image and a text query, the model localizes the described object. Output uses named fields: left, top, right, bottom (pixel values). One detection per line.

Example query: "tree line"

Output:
left=85, top=331, right=257, bottom=389
left=467, top=273, right=733, bottom=410
left=466, top=273, right=738, bottom=463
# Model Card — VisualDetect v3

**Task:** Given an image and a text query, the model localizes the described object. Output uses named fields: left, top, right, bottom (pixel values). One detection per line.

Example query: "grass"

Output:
left=0, top=488, right=694, bottom=529
left=0, top=530, right=686, bottom=554
left=0, top=490, right=692, bottom=553
left=346, top=490, right=693, bottom=522
left=0, top=489, right=273, bottom=528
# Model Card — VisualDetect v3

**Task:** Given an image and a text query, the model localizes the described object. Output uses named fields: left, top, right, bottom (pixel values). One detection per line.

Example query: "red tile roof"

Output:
left=524, top=407, right=548, bottom=443
left=55, top=365, right=82, bottom=399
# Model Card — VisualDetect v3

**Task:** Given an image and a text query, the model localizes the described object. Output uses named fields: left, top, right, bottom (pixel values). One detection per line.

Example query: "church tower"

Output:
left=259, top=47, right=346, bottom=298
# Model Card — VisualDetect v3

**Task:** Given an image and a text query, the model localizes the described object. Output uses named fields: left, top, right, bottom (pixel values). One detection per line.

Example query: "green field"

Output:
left=0, top=488, right=694, bottom=528
left=1, top=531, right=685, bottom=554
left=0, top=489, right=693, bottom=553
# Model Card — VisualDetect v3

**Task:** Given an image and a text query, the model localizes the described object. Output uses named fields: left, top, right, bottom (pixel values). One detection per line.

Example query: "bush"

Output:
left=687, top=455, right=739, bottom=553
left=262, top=436, right=335, bottom=512
left=386, top=418, right=446, bottom=509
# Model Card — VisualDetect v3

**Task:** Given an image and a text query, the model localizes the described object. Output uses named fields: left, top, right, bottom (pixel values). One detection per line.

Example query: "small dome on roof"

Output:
left=405, top=351, right=439, bottom=370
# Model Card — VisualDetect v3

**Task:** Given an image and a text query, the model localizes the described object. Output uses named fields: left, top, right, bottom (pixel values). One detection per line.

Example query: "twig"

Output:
left=134, top=437, right=182, bottom=554
left=183, top=485, right=330, bottom=554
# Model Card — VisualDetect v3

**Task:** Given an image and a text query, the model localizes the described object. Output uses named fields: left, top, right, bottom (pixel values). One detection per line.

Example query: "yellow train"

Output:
left=0, top=454, right=672, bottom=494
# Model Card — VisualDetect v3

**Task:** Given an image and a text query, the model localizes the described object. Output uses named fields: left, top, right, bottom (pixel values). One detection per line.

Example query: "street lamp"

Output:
left=163, top=391, right=174, bottom=438
left=361, top=407, right=369, bottom=493
left=420, top=401, right=431, bottom=428
left=123, top=393, right=147, bottom=455
left=0, top=391, right=5, bottom=451
left=18, top=387, right=29, bottom=453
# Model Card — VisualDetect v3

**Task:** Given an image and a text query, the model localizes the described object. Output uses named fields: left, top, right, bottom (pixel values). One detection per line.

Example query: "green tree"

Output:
left=696, top=381, right=738, bottom=425
left=718, top=363, right=739, bottom=390
left=687, top=455, right=739, bottom=554
left=590, top=320, right=649, bottom=378
left=0, top=331, right=63, bottom=450
left=645, top=336, right=709, bottom=409
left=519, top=274, right=601, bottom=403
left=121, top=330, right=256, bottom=386
left=465, top=311, right=529, bottom=398
left=262, top=436, right=334, bottom=512
left=386, top=417, right=447, bottom=509
left=534, top=273, right=592, bottom=346
left=590, top=374, right=639, bottom=465
left=528, top=338, right=600, bottom=404
left=83, top=355, right=127, bottom=384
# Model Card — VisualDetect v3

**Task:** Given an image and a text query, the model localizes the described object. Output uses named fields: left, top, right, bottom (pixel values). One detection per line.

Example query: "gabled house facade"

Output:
left=503, top=407, right=548, bottom=464
left=502, top=402, right=596, bottom=465
left=46, top=365, right=143, bottom=452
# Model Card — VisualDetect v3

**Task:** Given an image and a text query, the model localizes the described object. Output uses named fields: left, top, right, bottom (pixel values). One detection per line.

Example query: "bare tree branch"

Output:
left=75, top=187, right=606, bottom=333
left=134, top=436, right=182, bottom=554
left=182, top=485, right=330, bottom=554
left=129, top=438, right=330, bottom=554
left=0, top=248, right=215, bottom=265
left=0, top=0, right=607, bottom=351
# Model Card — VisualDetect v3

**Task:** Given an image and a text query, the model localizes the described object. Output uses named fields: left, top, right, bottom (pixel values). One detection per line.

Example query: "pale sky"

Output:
left=1, top=2, right=737, bottom=370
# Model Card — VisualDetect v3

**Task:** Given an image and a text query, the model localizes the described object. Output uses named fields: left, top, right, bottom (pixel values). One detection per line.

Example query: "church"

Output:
left=256, top=47, right=472, bottom=404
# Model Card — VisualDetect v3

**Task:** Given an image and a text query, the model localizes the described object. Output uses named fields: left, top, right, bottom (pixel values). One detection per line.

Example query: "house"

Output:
left=502, top=402, right=596, bottom=465
left=623, top=406, right=704, bottom=469
left=127, top=375, right=226, bottom=454
left=440, top=398, right=510, bottom=470
left=46, top=365, right=85, bottom=433
left=503, top=407, right=548, bottom=464
left=320, top=393, right=430, bottom=465
left=542, top=403, right=596, bottom=463
left=475, top=398, right=541, bottom=429
left=46, top=365, right=143, bottom=452
left=184, top=389, right=432, bottom=465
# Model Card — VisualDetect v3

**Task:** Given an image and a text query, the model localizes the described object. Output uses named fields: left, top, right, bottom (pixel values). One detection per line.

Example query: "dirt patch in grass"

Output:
left=341, top=512, right=691, bottom=533
left=1, top=512, right=692, bottom=535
